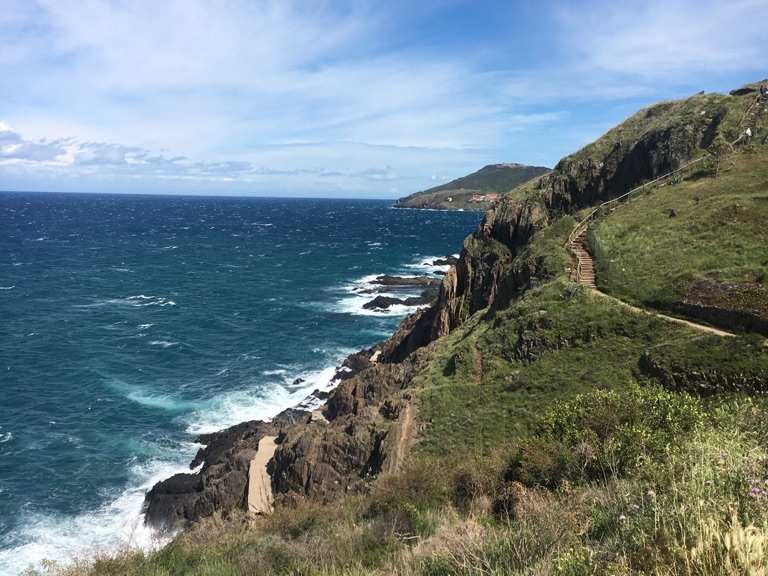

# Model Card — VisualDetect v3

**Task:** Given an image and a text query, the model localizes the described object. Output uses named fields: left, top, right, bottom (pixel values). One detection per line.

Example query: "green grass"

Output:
left=591, top=148, right=768, bottom=331
left=640, top=333, right=768, bottom=395
left=413, top=279, right=697, bottom=457
left=41, top=391, right=768, bottom=576
left=32, top=84, right=768, bottom=576
left=570, top=92, right=748, bottom=164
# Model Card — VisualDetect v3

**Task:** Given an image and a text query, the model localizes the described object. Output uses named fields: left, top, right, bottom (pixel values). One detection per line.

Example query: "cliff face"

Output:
left=384, top=91, right=740, bottom=360
left=143, top=87, right=757, bottom=532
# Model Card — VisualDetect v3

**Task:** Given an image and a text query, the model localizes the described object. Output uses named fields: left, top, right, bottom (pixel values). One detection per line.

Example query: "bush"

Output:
left=451, top=453, right=506, bottom=515
left=367, top=460, right=450, bottom=540
left=505, top=385, right=704, bottom=488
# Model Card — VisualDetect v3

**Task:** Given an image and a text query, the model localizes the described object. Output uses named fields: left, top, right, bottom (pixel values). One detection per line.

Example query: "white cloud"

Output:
left=0, top=0, right=764, bottom=196
left=0, top=123, right=493, bottom=196
left=0, top=124, right=70, bottom=162
left=557, top=0, right=767, bottom=79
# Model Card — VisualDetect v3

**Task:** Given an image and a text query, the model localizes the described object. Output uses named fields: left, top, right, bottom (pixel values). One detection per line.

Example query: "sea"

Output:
left=0, top=192, right=480, bottom=575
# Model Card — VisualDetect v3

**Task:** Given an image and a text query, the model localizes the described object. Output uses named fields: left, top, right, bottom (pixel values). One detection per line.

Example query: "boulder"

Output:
left=371, top=275, right=437, bottom=287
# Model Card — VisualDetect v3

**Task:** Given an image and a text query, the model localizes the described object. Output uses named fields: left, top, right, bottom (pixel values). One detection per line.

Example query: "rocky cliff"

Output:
left=383, top=90, right=749, bottom=361
left=143, top=86, right=760, bottom=532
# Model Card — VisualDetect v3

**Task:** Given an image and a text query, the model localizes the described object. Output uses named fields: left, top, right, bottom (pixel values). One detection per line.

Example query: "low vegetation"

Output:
left=30, top=85, right=768, bottom=575
left=591, top=149, right=768, bottom=334
left=32, top=386, right=768, bottom=575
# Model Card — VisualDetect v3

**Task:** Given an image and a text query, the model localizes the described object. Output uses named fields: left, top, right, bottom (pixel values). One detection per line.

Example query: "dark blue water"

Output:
left=0, top=192, right=480, bottom=574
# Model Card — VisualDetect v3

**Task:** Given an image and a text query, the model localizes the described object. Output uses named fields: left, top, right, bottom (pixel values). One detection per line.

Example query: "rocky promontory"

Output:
left=393, top=163, right=550, bottom=211
left=144, top=85, right=765, bottom=534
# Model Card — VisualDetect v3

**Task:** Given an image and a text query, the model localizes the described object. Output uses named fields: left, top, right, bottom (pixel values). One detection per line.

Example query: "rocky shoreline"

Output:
left=354, top=257, right=458, bottom=311
left=143, top=83, right=756, bottom=533
left=142, top=257, right=457, bottom=532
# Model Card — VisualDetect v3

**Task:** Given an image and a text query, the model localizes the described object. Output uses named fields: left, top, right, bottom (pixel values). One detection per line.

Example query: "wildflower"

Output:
left=749, top=487, right=763, bottom=498
left=618, top=514, right=627, bottom=522
left=704, top=480, right=713, bottom=486
left=631, top=504, right=640, bottom=511
left=645, top=489, right=656, bottom=499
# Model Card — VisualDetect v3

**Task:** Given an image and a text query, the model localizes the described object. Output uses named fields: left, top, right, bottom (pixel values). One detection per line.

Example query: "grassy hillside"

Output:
left=38, top=280, right=768, bottom=576
left=31, top=85, right=768, bottom=576
left=590, top=148, right=768, bottom=334
left=393, top=163, right=549, bottom=210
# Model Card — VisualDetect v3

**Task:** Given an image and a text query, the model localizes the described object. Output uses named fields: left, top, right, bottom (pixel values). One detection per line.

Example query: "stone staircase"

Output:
left=738, top=91, right=767, bottom=142
left=566, top=90, right=767, bottom=289
left=569, top=229, right=596, bottom=288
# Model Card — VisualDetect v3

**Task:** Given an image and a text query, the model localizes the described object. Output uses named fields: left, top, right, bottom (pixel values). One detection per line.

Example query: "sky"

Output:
left=0, top=0, right=766, bottom=198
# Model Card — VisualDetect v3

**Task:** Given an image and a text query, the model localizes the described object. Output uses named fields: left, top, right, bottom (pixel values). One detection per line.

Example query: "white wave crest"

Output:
left=185, top=365, right=340, bottom=435
left=148, top=340, right=179, bottom=348
left=76, top=295, right=177, bottom=309
left=402, top=254, right=457, bottom=275
left=0, top=449, right=197, bottom=576
left=329, top=271, right=432, bottom=317
left=125, top=295, right=176, bottom=307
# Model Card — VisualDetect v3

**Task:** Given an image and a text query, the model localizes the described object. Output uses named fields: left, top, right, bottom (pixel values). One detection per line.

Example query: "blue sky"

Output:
left=0, top=0, right=766, bottom=197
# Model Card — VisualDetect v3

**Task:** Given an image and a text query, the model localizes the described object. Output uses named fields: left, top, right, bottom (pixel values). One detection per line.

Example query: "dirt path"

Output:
left=570, top=235, right=734, bottom=338
left=473, top=347, right=484, bottom=385
left=248, top=436, right=277, bottom=515
left=588, top=288, right=735, bottom=337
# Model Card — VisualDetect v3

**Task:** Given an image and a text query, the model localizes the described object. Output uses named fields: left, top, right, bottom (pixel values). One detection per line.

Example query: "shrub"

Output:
left=367, top=460, right=450, bottom=540
left=505, top=385, right=704, bottom=488
left=451, top=453, right=506, bottom=515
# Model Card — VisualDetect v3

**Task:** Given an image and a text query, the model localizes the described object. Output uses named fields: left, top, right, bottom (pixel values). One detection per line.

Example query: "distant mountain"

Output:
left=393, top=163, right=550, bottom=210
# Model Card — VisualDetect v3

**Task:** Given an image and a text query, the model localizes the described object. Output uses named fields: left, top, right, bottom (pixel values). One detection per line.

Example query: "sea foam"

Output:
left=185, top=363, right=343, bottom=435
left=0, top=449, right=197, bottom=576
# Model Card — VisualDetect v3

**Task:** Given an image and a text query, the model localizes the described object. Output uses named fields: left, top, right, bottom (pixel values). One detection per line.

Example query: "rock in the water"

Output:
left=363, top=295, right=407, bottom=310
left=431, top=256, right=459, bottom=267
left=371, top=275, right=437, bottom=287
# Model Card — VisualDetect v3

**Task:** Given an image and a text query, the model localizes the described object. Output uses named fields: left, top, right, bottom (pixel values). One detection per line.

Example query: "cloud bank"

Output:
left=0, top=0, right=765, bottom=196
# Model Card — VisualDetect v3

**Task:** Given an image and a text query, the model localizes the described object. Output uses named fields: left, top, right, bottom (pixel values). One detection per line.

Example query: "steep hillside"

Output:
left=393, top=163, right=549, bottom=210
left=382, top=86, right=764, bottom=361
left=39, top=82, right=768, bottom=576
left=590, top=149, right=768, bottom=334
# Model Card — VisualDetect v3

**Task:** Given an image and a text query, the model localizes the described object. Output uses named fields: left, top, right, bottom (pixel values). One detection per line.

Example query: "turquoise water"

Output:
left=0, top=192, right=480, bottom=574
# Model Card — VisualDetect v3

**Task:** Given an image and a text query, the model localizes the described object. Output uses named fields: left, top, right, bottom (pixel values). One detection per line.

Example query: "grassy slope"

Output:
left=591, top=148, right=768, bottom=329
left=46, top=229, right=768, bottom=575
left=36, top=88, right=768, bottom=576
left=394, top=164, right=549, bottom=210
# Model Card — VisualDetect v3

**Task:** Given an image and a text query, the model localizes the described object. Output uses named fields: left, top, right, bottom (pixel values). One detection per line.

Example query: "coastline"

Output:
left=138, top=254, right=459, bottom=537
left=0, top=189, right=481, bottom=576
left=391, top=204, right=478, bottom=212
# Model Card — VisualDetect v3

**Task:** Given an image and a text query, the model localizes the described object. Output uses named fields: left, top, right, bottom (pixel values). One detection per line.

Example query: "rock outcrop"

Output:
left=382, top=90, right=748, bottom=361
left=144, top=420, right=277, bottom=531
left=144, top=87, right=760, bottom=533
left=144, top=404, right=324, bottom=530
left=144, top=346, right=427, bottom=531
left=639, top=349, right=768, bottom=396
